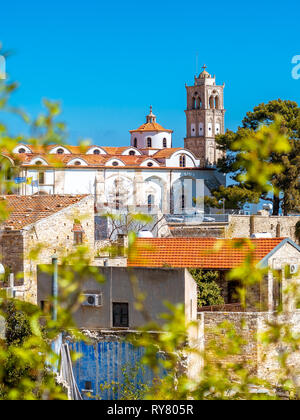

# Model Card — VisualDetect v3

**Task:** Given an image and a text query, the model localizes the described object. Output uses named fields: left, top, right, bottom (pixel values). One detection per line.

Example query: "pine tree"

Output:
left=210, top=99, right=300, bottom=215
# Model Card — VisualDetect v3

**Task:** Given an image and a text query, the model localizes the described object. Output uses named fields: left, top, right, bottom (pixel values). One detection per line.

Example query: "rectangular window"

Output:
left=113, top=303, right=129, bottom=327
left=85, top=381, right=92, bottom=391
left=74, top=231, right=83, bottom=245
left=39, top=172, right=45, bottom=185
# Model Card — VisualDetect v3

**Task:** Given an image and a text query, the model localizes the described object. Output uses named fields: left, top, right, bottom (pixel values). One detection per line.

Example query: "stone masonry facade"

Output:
left=169, top=214, right=300, bottom=242
left=198, top=311, right=300, bottom=386
left=0, top=195, right=95, bottom=303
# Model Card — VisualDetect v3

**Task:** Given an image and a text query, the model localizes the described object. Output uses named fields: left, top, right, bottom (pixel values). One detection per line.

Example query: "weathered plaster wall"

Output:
left=37, top=267, right=196, bottom=330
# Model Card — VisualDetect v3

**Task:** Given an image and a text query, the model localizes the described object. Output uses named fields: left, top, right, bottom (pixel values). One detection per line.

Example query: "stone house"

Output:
left=127, top=237, right=300, bottom=312
left=0, top=194, right=95, bottom=303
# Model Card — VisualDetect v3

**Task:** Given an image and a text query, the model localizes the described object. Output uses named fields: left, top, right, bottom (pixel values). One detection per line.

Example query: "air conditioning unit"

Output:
left=82, top=293, right=103, bottom=307
left=290, top=264, right=299, bottom=275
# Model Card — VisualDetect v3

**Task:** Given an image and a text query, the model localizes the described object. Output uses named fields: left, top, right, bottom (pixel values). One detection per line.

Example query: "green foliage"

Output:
left=0, top=299, right=65, bottom=400
left=0, top=49, right=103, bottom=399
left=189, top=269, right=224, bottom=307
left=211, top=99, right=300, bottom=215
left=5, top=301, right=31, bottom=346
left=99, top=362, right=151, bottom=400
left=0, top=43, right=300, bottom=401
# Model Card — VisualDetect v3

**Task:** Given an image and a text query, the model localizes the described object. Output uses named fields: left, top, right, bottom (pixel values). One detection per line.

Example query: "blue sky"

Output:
left=1, top=0, right=300, bottom=147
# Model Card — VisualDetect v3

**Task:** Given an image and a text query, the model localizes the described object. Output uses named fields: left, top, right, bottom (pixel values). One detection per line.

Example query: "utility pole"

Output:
left=51, top=256, right=58, bottom=322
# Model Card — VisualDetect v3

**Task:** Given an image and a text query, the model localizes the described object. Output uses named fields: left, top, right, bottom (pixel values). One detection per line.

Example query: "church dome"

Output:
left=129, top=106, right=173, bottom=133
left=129, top=106, right=173, bottom=150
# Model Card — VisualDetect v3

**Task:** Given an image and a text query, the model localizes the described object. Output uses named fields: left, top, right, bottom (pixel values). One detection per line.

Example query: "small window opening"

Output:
left=113, top=303, right=129, bottom=327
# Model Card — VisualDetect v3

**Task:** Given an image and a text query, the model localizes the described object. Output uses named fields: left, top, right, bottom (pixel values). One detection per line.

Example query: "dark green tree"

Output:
left=0, top=302, right=33, bottom=398
left=209, top=100, right=300, bottom=215
left=189, top=269, right=224, bottom=307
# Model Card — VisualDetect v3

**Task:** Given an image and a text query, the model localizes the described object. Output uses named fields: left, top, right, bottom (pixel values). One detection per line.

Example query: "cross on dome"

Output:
left=199, top=64, right=211, bottom=79
left=146, top=105, right=157, bottom=123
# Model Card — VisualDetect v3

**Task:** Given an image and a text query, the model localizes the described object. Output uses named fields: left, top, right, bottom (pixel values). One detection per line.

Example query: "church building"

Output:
left=1, top=67, right=226, bottom=217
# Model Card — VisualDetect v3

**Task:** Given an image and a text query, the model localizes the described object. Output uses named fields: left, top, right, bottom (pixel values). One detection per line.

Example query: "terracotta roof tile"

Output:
left=129, top=122, right=173, bottom=133
left=8, top=152, right=162, bottom=168
left=0, top=195, right=88, bottom=229
left=128, top=237, right=285, bottom=269
left=152, top=148, right=182, bottom=158
left=102, top=147, right=129, bottom=155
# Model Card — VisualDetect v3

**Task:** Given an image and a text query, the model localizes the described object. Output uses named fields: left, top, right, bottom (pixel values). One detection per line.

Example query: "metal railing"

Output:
left=198, top=303, right=243, bottom=312
left=164, top=213, right=229, bottom=224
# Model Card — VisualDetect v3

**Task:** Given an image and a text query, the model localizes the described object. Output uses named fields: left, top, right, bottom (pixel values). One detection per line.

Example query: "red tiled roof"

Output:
left=0, top=195, right=88, bottom=229
left=128, top=237, right=285, bottom=269
left=152, top=148, right=182, bottom=158
left=7, top=152, right=163, bottom=168
left=102, top=147, right=129, bottom=155
left=129, top=122, right=173, bottom=133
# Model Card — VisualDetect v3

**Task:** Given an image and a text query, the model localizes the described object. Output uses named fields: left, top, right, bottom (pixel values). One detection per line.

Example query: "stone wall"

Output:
left=257, top=311, right=300, bottom=385
left=226, top=215, right=300, bottom=242
left=199, top=310, right=300, bottom=385
left=169, top=215, right=300, bottom=241
left=170, top=224, right=226, bottom=238
left=200, top=311, right=259, bottom=374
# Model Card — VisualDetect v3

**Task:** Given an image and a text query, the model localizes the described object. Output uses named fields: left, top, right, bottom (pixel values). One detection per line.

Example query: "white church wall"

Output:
left=64, top=169, right=96, bottom=195
left=166, top=151, right=199, bottom=168
left=131, top=131, right=171, bottom=149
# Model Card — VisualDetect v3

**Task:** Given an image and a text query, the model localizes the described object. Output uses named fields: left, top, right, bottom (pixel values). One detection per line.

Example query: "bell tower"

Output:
left=184, top=65, right=225, bottom=167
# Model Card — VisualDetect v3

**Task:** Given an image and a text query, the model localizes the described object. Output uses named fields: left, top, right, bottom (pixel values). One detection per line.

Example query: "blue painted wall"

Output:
left=69, top=340, right=163, bottom=400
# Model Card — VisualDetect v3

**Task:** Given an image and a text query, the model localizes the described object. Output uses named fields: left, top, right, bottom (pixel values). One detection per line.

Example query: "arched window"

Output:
left=112, top=161, right=119, bottom=166
left=192, top=97, right=196, bottom=109
left=74, top=161, right=81, bottom=166
left=35, top=160, right=43, bottom=166
left=57, top=148, right=64, bottom=154
left=129, top=150, right=135, bottom=156
left=147, top=162, right=153, bottom=167
left=133, top=138, right=137, bottom=148
left=18, top=148, right=26, bottom=154
left=148, top=194, right=154, bottom=213
left=209, top=96, right=214, bottom=109
left=215, top=96, right=220, bottom=109
left=147, top=137, right=152, bottom=148
left=93, top=149, right=100, bottom=155
left=163, top=138, right=167, bottom=148
left=179, top=154, right=186, bottom=168
left=196, top=97, right=202, bottom=109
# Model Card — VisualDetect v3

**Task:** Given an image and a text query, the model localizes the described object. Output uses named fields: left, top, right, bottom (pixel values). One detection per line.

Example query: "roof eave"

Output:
left=258, top=238, right=300, bottom=268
